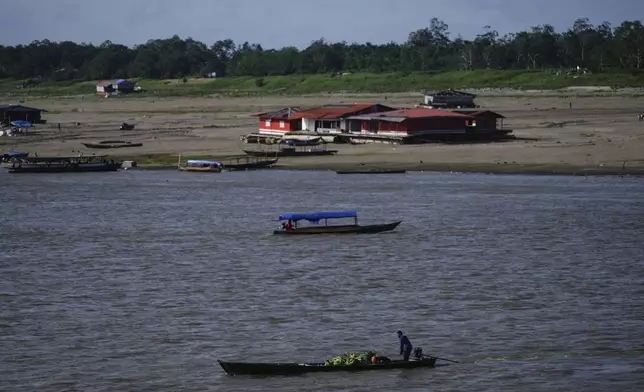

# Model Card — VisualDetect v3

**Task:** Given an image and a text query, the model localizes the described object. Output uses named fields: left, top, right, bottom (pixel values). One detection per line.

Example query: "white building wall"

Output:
left=301, top=118, right=316, bottom=131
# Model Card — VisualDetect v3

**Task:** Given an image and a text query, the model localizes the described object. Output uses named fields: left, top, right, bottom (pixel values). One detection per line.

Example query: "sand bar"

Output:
left=2, top=90, right=644, bottom=175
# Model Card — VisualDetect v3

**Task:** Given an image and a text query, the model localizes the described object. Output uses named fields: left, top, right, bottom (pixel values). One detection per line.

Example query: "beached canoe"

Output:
left=218, top=357, right=437, bottom=376
left=82, top=140, right=142, bottom=149
left=177, top=159, right=222, bottom=172
left=222, top=157, right=278, bottom=171
left=336, top=170, right=406, bottom=174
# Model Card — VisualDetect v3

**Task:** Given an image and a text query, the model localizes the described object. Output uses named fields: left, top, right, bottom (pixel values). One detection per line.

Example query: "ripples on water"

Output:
left=1, top=170, right=643, bottom=391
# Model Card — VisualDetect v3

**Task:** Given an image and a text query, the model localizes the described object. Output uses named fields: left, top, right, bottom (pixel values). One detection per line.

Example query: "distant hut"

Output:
left=422, top=89, right=477, bottom=109
left=0, top=104, right=45, bottom=125
left=96, top=79, right=136, bottom=96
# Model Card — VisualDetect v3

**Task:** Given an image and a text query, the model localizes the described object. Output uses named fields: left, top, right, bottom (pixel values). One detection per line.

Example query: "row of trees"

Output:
left=0, top=18, right=643, bottom=81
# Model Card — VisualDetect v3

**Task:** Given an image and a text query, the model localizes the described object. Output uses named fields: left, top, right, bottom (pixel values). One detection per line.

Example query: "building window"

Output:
left=265, top=119, right=271, bottom=127
left=279, top=121, right=285, bottom=128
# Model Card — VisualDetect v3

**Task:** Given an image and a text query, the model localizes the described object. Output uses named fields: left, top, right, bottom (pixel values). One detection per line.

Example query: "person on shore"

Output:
left=397, top=330, right=413, bottom=361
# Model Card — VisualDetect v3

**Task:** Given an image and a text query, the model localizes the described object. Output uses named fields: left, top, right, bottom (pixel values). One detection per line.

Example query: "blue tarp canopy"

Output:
left=279, top=210, right=357, bottom=222
left=10, top=120, right=32, bottom=128
left=3, top=151, right=28, bottom=157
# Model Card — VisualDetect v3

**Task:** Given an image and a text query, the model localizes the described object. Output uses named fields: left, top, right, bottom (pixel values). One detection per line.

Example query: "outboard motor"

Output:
left=413, top=347, right=424, bottom=360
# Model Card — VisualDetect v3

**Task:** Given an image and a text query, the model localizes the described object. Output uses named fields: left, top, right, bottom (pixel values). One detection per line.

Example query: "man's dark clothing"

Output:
left=399, top=335, right=412, bottom=360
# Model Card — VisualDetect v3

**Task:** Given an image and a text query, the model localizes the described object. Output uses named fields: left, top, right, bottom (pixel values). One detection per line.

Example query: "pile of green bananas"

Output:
left=323, top=351, right=378, bottom=366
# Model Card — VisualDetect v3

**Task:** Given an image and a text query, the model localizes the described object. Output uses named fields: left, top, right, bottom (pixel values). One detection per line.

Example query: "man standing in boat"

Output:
left=397, top=330, right=413, bottom=361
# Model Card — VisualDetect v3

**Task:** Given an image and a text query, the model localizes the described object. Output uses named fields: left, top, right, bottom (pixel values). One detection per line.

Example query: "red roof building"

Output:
left=347, top=107, right=475, bottom=137
left=254, top=103, right=395, bottom=135
left=253, top=107, right=303, bottom=135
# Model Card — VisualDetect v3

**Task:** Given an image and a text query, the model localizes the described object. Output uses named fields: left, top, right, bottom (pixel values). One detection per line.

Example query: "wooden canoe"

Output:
left=336, top=170, right=406, bottom=174
left=218, top=357, right=436, bottom=376
left=177, top=165, right=222, bottom=172
left=273, top=221, right=401, bottom=235
left=243, top=149, right=338, bottom=157
left=82, top=141, right=143, bottom=149
left=223, top=158, right=278, bottom=171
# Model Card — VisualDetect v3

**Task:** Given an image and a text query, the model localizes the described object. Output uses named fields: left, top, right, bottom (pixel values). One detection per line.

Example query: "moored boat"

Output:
left=336, top=169, right=407, bottom=174
left=177, top=158, right=223, bottom=172
left=1, top=151, right=29, bottom=162
left=2, top=154, right=121, bottom=173
left=218, top=357, right=437, bottom=376
left=273, top=210, right=401, bottom=235
left=82, top=140, right=143, bottom=149
left=222, top=155, right=279, bottom=171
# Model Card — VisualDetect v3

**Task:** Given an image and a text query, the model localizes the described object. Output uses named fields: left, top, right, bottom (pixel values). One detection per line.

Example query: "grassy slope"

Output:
left=1, top=70, right=644, bottom=97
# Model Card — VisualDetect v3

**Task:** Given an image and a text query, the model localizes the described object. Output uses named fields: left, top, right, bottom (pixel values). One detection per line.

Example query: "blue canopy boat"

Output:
left=177, top=156, right=222, bottom=172
left=274, top=210, right=401, bottom=235
left=1, top=152, right=29, bottom=162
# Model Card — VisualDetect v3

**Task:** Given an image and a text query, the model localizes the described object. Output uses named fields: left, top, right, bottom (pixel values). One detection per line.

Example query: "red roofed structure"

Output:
left=254, top=103, right=395, bottom=135
left=347, top=107, right=474, bottom=137
left=253, top=107, right=304, bottom=135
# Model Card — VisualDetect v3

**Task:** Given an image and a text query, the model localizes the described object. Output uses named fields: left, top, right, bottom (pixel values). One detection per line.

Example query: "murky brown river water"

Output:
left=1, top=169, right=643, bottom=391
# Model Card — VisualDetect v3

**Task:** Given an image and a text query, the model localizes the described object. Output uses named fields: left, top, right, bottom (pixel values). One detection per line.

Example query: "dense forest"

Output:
left=0, top=18, right=643, bottom=81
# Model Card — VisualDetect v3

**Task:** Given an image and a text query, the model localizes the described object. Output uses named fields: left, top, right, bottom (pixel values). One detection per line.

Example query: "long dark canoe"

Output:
left=273, top=220, right=401, bottom=235
left=218, top=357, right=437, bottom=376
left=4, top=162, right=121, bottom=173
left=82, top=141, right=143, bottom=149
left=336, top=170, right=406, bottom=174
left=243, top=149, right=337, bottom=157
left=223, top=158, right=278, bottom=171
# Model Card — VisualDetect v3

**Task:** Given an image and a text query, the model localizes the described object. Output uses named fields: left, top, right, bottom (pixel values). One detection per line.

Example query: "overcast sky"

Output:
left=1, top=0, right=642, bottom=48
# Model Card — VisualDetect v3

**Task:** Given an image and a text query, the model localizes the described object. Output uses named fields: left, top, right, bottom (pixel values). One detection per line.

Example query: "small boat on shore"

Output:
left=177, top=159, right=223, bottom=172
left=336, top=169, right=407, bottom=174
left=1, top=151, right=29, bottom=161
left=82, top=140, right=143, bottom=149
left=273, top=210, right=401, bottom=235
left=218, top=357, right=436, bottom=376
left=222, top=155, right=279, bottom=171
left=2, top=154, right=121, bottom=173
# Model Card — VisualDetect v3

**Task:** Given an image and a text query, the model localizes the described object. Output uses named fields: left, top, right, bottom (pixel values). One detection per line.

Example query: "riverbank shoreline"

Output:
left=3, top=93, right=643, bottom=178
left=132, top=161, right=642, bottom=177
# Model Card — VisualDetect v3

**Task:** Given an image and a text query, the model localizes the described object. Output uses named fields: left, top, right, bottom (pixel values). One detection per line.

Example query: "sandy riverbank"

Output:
left=2, top=91, right=644, bottom=175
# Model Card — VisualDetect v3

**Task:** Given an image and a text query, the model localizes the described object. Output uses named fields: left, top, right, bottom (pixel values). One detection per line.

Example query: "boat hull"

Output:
left=5, top=163, right=122, bottom=173
left=218, top=357, right=436, bottom=376
left=223, top=159, right=278, bottom=171
left=243, top=149, right=337, bottom=157
left=336, top=170, right=406, bottom=174
left=82, top=142, right=142, bottom=149
left=177, top=165, right=222, bottom=172
left=273, top=221, right=401, bottom=235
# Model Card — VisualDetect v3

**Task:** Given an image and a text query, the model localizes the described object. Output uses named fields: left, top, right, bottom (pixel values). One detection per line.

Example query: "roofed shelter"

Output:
left=253, top=107, right=304, bottom=135
left=347, top=107, right=474, bottom=138
left=96, top=79, right=136, bottom=96
left=0, top=105, right=45, bottom=125
left=422, top=89, right=476, bottom=108
left=288, top=103, right=396, bottom=134
left=452, top=109, right=509, bottom=135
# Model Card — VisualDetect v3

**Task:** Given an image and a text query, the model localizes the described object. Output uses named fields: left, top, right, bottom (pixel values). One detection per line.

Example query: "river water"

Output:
left=1, top=169, right=643, bottom=391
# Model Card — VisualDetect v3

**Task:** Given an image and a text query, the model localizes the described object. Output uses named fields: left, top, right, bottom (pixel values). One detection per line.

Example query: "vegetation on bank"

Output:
left=2, top=70, right=644, bottom=98
left=1, top=18, right=643, bottom=83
